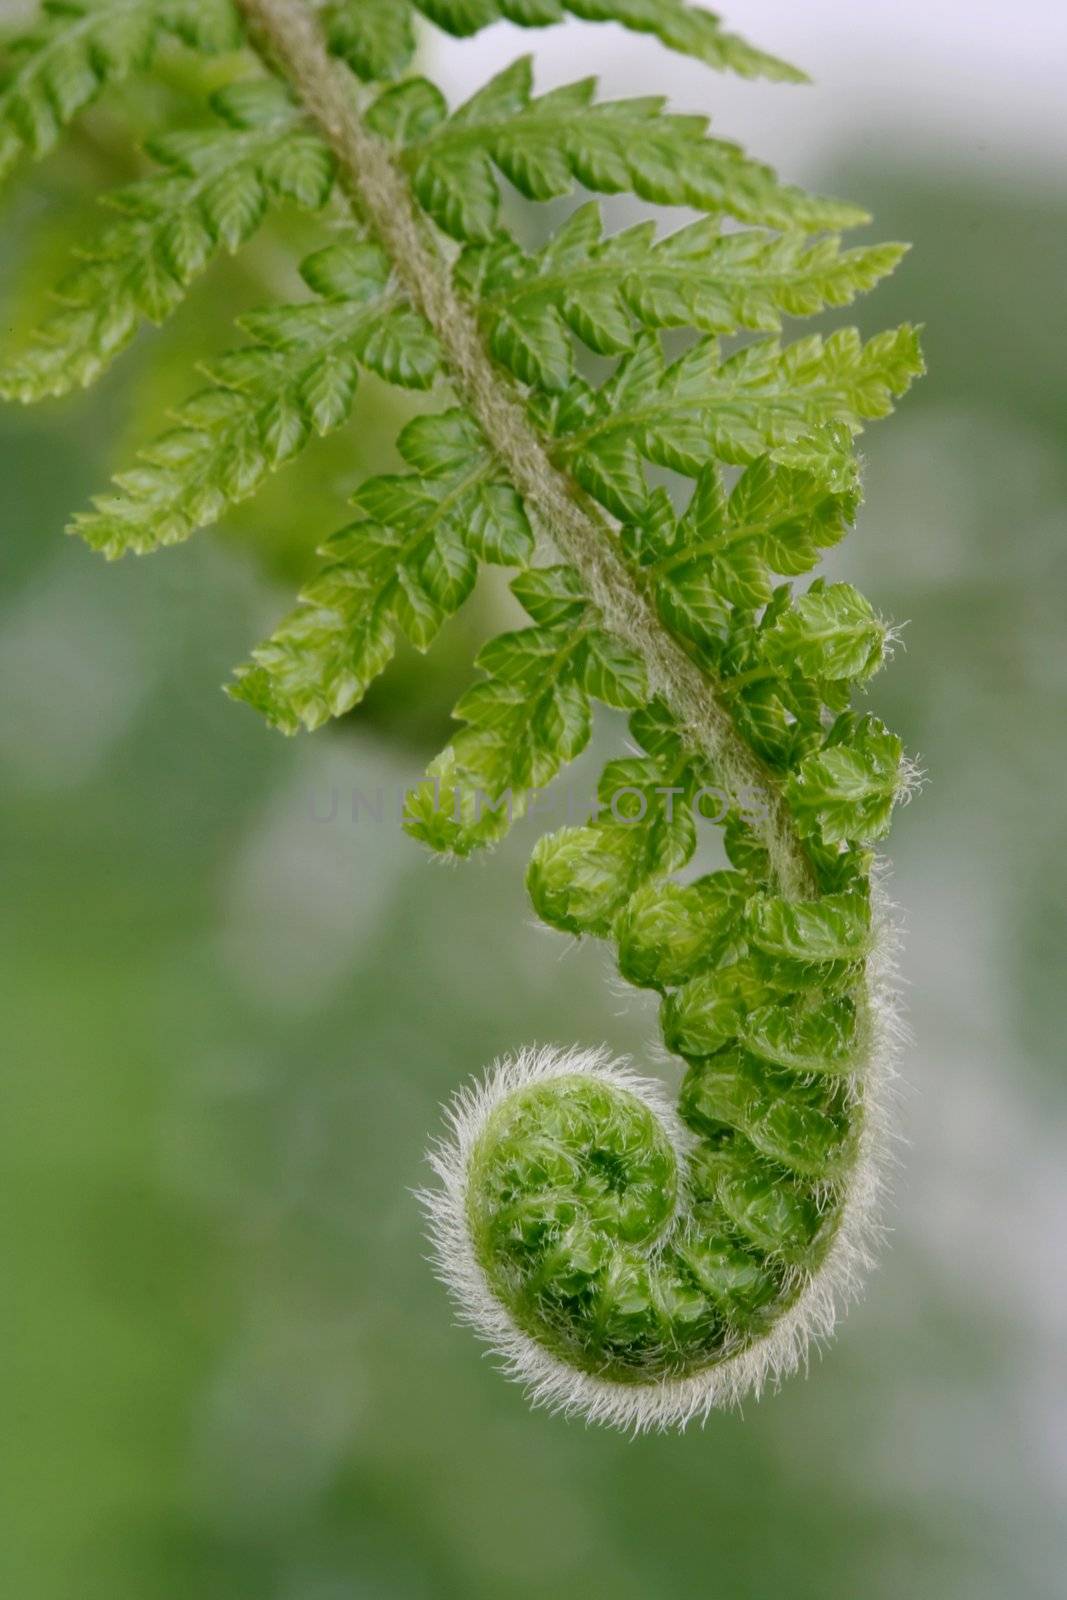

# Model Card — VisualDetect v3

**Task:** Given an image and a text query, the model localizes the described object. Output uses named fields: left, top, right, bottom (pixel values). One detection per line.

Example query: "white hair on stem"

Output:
left=419, top=881, right=904, bottom=1433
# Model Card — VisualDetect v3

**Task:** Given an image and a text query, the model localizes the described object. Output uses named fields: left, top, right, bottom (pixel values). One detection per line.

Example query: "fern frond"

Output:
left=525, top=699, right=706, bottom=931
left=320, top=0, right=417, bottom=82
left=370, top=58, right=867, bottom=242
left=787, top=711, right=904, bottom=845
left=548, top=0, right=805, bottom=82
left=546, top=325, right=924, bottom=518
left=0, top=0, right=240, bottom=181
left=1, top=0, right=924, bottom=1429
left=621, top=455, right=860, bottom=660
left=323, top=0, right=805, bottom=84
left=229, top=407, right=535, bottom=730
left=461, top=204, right=907, bottom=391
left=0, top=78, right=335, bottom=400
left=404, top=563, right=647, bottom=854
left=70, top=235, right=439, bottom=555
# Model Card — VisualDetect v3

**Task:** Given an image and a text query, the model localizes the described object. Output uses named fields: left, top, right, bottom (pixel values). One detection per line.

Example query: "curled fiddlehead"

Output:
left=1, top=0, right=922, bottom=1426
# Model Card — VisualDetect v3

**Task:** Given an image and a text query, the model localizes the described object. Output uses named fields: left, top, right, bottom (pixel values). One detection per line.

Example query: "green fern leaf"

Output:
left=787, top=712, right=905, bottom=844
left=555, top=0, right=805, bottom=82
left=679, top=1048, right=854, bottom=1179
left=749, top=888, right=872, bottom=964
left=0, top=80, right=334, bottom=401
left=621, top=457, right=860, bottom=661
left=461, top=203, right=907, bottom=390
left=525, top=700, right=710, bottom=931
left=410, top=0, right=804, bottom=81
left=548, top=325, right=924, bottom=518
left=230, top=408, right=535, bottom=732
left=0, top=0, right=240, bottom=181
left=761, top=580, right=888, bottom=683
left=322, top=0, right=417, bottom=82
left=404, top=563, right=647, bottom=855
left=69, top=237, right=439, bottom=557
left=369, top=58, right=867, bottom=243
left=662, top=959, right=777, bottom=1057
left=739, top=993, right=860, bottom=1077
left=0, top=0, right=925, bottom=1428
left=615, top=872, right=749, bottom=989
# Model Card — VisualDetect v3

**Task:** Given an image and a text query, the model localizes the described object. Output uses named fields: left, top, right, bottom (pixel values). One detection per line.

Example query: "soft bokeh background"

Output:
left=2, top=3, right=1065, bottom=1595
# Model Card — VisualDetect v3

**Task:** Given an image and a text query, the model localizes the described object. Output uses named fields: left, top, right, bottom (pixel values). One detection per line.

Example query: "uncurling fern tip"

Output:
left=0, top=0, right=923, bottom=1428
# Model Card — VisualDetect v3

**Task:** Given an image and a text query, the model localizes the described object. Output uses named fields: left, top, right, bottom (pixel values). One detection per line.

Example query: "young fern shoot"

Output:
left=1, top=0, right=923, bottom=1428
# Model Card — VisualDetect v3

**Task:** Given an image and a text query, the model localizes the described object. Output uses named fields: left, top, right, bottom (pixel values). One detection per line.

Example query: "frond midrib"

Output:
left=233, top=0, right=821, bottom=903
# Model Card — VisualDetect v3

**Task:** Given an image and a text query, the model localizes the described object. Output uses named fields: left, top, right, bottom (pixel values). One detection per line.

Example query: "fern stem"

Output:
left=233, top=0, right=815, bottom=899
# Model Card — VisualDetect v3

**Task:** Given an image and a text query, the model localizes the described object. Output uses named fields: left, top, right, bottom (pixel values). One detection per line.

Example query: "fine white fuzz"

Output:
left=420, top=897, right=902, bottom=1433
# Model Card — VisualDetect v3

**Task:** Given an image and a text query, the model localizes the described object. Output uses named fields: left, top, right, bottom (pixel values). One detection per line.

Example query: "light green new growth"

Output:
left=0, top=0, right=923, bottom=1428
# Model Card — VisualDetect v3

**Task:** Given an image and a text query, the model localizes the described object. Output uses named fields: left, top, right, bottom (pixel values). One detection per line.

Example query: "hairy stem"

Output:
left=234, top=0, right=816, bottom=899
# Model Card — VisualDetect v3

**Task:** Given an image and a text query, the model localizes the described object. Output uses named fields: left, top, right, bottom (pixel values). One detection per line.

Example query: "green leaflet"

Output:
left=788, top=712, right=905, bottom=844
left=369, top=58, right=867, bottom=243
left=622, top=457, right=860, bottom=663
left=657, top=891, right=868, bottom=1060
left=709, top=573, right=893, bottom=777
left=322, top=0, right=418, bottom=82
left=762, top=580, right=888, bottom=683
left=69, top=237, right=441, bottom=558
left=555, top=0, right=804, bottom=82
left=616, top=872, right=749, bottom=989
left=525, top=700, right=713, bottom=933
left=547, top=325, right=925, bottom=519
left=413, top=0, right=805, bottom=81
left=0, top=80, right=334, bottom=401
left=230, top=409, right=535, bottom=732
left=679, top=1048, right=855, bottom=1179
left=740, top=994, right=860, bottom=1077
left=0, top=0, right=240, bottom=181
left=687, top=1144, right=827, bottom=1266
left=749, top=889, right=872, bottom=964
left=323, top=0, right=799, bottom=82
left=404, top=564, right=647, bottom=855
left=459, top=203, right=908, bottom=390
left=326, top=0, right=804, bottom=83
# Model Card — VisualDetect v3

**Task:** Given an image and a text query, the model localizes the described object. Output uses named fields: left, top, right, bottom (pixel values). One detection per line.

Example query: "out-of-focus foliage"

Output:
left=1, top=77, right=336, bottom=401
left=324, top=0, right=808, bottom=85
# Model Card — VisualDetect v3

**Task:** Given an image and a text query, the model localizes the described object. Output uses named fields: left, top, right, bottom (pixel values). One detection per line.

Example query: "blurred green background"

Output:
left=2, top=5, right=1065, bottom=1597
